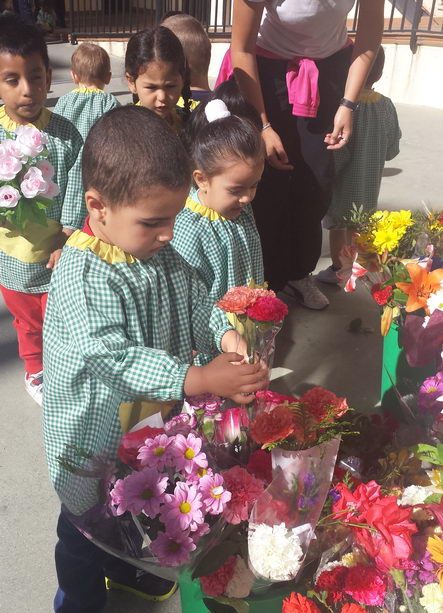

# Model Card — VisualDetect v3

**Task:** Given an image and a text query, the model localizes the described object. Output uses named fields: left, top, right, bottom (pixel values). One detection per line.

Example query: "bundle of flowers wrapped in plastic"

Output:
left=182, top=386, right=352, bottom=607
left=0, top=125, right=59, bottom=231
left=217, top=284, right=288, bottom=365
left=280, top=374, right=443, bottom=613
left=338, top=206, right=443, bottom=335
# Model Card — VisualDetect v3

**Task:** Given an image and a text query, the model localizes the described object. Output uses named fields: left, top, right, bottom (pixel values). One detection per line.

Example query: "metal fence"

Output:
left=69, top=0, right=443, bottom=53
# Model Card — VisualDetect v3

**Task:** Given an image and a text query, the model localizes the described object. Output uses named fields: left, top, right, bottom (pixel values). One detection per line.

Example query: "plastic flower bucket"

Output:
left=178, top=570, right=295, bottom=612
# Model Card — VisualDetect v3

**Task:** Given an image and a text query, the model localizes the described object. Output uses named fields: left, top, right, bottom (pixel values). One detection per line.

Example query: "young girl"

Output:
left=125, top=26, right=191, bottom=130
left=172, top=83, right=265, bottom=316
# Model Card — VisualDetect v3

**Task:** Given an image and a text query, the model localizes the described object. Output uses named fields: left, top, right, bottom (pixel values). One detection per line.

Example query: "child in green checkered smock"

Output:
left=318, top=47, right=402, bottom=285
left=172, top=85, right=265, bottom=326
left=43, top=106, right=267, bottom=609
left=0, top=18, right=84, bottom=405
left=53, top=43, right=120, bottom=140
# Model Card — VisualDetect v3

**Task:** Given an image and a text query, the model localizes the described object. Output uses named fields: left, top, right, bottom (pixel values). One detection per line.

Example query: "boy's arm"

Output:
left=56, top=263, right=191, bottom=401
left=60, top=127, right=87, bottom=230
left=385, top=101, right=401, bottom=161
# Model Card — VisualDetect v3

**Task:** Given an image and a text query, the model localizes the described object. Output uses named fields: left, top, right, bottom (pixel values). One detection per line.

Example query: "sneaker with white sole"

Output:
left=284, top=276, right=329, bottom=310
left=317, top=265, right=340, bottom=285
left=24, top=371, right=43, bottom=406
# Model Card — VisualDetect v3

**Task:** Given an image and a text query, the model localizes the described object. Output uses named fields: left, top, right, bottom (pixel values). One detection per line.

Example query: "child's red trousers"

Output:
left=0, top=285, right=47, bottom=374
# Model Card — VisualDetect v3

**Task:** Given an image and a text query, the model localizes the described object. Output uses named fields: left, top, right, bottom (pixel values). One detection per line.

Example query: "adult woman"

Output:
left=231, top=0, right=384, bottom=309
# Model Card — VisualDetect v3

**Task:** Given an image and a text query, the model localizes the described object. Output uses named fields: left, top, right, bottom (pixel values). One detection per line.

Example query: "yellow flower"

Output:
left=428, top=535, right=443, bottom=565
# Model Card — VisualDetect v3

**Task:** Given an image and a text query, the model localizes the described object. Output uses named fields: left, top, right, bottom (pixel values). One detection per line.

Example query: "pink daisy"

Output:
left=172, top=433, right=208, bottom=475
left=110, top=467, right=168, bottom=518
left=190, top=522, right=210, bottom=545
left=161, top=481, right=204, bottom=532
left=150, top=530, right=196, bottom=567
left=199, top=473, right=232, bottom=515
left=137, top=434, right=173, bottom=471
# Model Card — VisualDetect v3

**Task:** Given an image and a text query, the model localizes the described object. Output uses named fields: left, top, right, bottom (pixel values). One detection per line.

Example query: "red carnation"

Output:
left=300, top=386, right=349, bottom=421
left=246, top=295, right=288, bottom=322
left=246, top=449, right=273, bottom=484
left=282, top=592, right=321, bottom=613
left=250, top=405, right=295, bottom=447
left=343, top=564, right=387, bottom=606
left=341, top=605, right=367, bottom=613
left=315, top=566, right=347, bottom=604
left=371, top=283, right=393, bottom=306
left=118, top=425, right=164, bottom=469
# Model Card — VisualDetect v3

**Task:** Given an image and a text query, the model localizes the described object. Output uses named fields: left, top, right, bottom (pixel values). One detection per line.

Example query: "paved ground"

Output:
left=0, top=42, right=442, bottom=613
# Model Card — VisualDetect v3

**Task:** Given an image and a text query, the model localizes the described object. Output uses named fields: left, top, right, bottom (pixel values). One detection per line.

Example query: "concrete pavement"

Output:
left=0, top=42, right=442, bottom=613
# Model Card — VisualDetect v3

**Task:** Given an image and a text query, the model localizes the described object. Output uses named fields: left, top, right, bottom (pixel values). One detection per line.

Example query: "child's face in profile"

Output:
left=126, top=60, right=183, bottom=122
left=0, top=52, right=51, bottom=125
left=195, top=157, right=264, bottom=220
left=87, top=184, right=189, bottom=260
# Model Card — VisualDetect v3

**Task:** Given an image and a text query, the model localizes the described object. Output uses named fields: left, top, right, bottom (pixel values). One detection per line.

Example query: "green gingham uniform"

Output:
left=43, top=234, right=230, bottom=515
left=53, top=89, right=120, bottom=141
left=172, top=192, right=264, bottom=300
left=325, top=89, right=401, bottom=228
left=0, top=108, right=85, bottom=292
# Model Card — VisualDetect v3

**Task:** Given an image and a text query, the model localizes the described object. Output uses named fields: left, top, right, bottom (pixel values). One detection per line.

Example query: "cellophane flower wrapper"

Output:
left=0, top=126, right=60, bottom=231
left=247, top=438, right=341, bottom=582
left=57, top=421, right=235, bottom=582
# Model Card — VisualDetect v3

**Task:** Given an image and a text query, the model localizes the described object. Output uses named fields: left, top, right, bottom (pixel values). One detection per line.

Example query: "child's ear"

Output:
left=193, top=169, right=209, bottom=192
left=85, top=189, right=107, bottom=222
left=125, top=73, right=137, bottom=94
left=104, top=71, right=112, bottom=85
left=71, top=70, right=79, bottom=84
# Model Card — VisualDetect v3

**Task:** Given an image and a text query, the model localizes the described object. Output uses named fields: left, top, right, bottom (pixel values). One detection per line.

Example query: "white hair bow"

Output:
left=205, top=99, right=231, bottom=123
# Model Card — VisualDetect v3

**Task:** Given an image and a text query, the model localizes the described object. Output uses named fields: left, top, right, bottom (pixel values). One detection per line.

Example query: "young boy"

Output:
left=53, top=43, right=120, bottom=140
left=161, top=12, right=212, bottom=108
left=43, top=105, right=267, bottom=611
left=318, top=47, right=402, bottom=284
left=0, top=15, right=84, bottom=405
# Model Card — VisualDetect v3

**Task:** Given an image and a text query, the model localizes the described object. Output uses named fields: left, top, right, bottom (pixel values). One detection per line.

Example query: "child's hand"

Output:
left=46, top=248, right=62, bottom=270
left=184, top=354, right=268, bottom=404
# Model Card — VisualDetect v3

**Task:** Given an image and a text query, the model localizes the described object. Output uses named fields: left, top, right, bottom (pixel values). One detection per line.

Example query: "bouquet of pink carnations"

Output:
left=0, top=125, right=59, bottom=231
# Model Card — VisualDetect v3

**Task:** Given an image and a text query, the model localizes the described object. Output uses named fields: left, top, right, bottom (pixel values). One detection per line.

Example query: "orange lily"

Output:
left=396, top=263, right=443, bottom=313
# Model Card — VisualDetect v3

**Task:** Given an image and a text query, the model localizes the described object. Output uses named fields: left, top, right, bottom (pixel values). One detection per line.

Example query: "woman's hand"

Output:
left=262, top=127, right=294, bottom=171
left=324, top=106, right=354, bottom=150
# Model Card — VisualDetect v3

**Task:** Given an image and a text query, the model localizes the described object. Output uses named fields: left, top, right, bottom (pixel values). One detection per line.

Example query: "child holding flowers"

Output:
left=43, top=106, right=268, bottom=611
left=0, top=16, right=84, bottom=405
left=172, top=82, right=265, bottom=333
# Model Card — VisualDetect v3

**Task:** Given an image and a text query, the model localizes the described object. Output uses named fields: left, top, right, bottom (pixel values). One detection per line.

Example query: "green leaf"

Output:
left=424, top=493, right=443, bottom=504
left=392, top=288, right=408, bottom=305
left=192, top=540, right=240, bottom=579
left=412, top=444, right=441, bottom=465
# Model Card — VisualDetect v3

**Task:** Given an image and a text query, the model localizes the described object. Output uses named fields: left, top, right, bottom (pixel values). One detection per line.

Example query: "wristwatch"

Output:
left=339, top=98, right=358, bottom=111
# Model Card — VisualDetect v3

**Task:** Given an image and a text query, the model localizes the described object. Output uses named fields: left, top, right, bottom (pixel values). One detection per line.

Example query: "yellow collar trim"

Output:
left=73, top=86, right=104, bottom=94
left=185, top=195, right=227, bottom=222
left=359, top=89, right=382, bottom=104
left=0, top=105, right=51, bottom=131
left=66, top=230, right=137, bottom=264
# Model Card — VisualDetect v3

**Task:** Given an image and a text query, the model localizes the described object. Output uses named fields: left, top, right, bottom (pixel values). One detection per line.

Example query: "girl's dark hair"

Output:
left=0, top=14, right=49, bottom=69
left=184, top=79, right=264, bottom=177
left=82, top=106, right=191, bottom=206
left=125, top=26, right=191, bottom=117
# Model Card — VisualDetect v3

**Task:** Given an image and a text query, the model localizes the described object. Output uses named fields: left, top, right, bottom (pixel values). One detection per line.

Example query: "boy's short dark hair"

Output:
left=161, top=13, right=211, bottom=80
left=71, top=43, right=111, bottom=84
left=0, top=14, right=49, bottom=70
left=82, top=106, right=191, bottom=206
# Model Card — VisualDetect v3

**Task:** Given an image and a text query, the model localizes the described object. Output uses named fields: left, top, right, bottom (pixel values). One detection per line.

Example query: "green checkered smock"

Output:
left=325, top=89, right=401, bottom=229
left=172, top=192, right=264, bottom=301
left=0, top=107, right=85, bottom=293
left=43, top=231, right=230, bottom=515
left=53, top=88, right=120, bottom=141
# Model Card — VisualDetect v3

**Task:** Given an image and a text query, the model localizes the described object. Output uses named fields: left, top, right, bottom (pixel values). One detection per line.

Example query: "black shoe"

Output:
left=105, top=571, right=178, bottom=602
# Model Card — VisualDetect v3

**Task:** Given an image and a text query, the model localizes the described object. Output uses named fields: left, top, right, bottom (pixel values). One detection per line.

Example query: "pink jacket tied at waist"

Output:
left=215, top=46, right=320, bottom=119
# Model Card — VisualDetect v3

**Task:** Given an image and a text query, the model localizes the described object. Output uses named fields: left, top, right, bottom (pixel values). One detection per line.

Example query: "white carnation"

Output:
left=419, top=583, right=443, bottom=613
left=427, top=289, right=443, bottom=315
left=248, top=523, right=304, bottom=581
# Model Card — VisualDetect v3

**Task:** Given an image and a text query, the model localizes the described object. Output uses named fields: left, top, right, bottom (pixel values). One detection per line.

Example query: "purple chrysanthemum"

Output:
left=161, top=481, right=204, bottom=532
left=137, top=434, right=173, bottom=471
left=171, top=433, right=208, bottom=475
left=418, top=373, right=443, bottom=413
left=111, top=467, right=168, bottom=517
left=150, top=530, right=196, bottom=567
left=199, top=473, right=231, bottom=515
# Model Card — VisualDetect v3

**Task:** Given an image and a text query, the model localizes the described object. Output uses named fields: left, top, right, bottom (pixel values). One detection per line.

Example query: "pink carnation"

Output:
left=245, top=295, right=288, bottom=322
left=255, top=389, right=298, bottom=411
left=164, top=413, right=195, bottom=436
left=200, top=556, right=237, bottom=597
left=343, top=564, right=387, bottom=606
left=222, top=466, right=265, bottom=524
left=217, top=286, right=257, bottom=314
